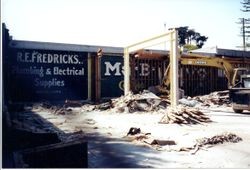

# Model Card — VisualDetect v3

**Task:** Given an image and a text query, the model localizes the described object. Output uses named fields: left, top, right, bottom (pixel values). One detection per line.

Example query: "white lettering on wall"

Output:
left=16, top=51, right=81, bottom=64
left=12, top=66, right=85, bottom=77
left=34, top=78, right=65, bottom=88
left=103, top=62, right=152, bottom=77
left=12, top=66, right=44, bottom=77
left=140, top=63, right=150, bottom=76
left=104, top=62, right=123, bottom=76
left=53, top=67, right=84, bottom=76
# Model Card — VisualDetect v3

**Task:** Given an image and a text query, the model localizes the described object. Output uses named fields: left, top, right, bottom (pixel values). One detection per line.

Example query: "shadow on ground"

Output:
left=86, top=134, right=168, bottom=168
left=2, top=104, right=168, bottom=168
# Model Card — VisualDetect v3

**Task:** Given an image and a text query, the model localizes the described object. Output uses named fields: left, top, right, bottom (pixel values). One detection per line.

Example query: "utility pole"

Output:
left=237, top=0, right=250, bottom=51
left=241, top=0, right=250, bottom=12
left=237, top=18, right=250, bottom=51
left=243, top=18, right=246, bottom=51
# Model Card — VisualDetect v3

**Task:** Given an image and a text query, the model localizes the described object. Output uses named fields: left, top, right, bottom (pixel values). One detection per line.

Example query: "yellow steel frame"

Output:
left=124, top=30, right=179, bottom=109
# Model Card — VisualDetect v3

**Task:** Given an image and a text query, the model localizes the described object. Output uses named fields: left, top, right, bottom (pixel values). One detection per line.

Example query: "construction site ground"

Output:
left=24, top=102, right=250, bottom=168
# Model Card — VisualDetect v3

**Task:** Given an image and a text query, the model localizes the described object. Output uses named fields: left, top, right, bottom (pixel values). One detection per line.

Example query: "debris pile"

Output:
left=97, top=91, right=170, bottom=113
left=196, top=132, right=242, bottom=146
left=146, top=139, right=176, bottom=146
left=159, top=107, right=212, bottom=124
left=94, top=101, right=113, bottom=111
left=52, top=107, right=73, bottom=115
left=126, top=127, right=176, bottom=148
left=126, top=127, right=242, bottom=154
left=186, top=132, right=243, bottom=154
left=192, top=90, right=230, bottom=106
left=30, top=101, right=85, bottom=115
left=29, top=90, right=231, bottom=114
left=126, top=127, right=150, bottom=142
left=64, top=100, right=83, bottom=107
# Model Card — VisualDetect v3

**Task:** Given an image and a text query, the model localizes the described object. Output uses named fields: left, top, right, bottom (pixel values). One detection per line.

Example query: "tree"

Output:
left=176, top=26, right=208, bottom=49
left=177, top=26, right=189, bottom=47
left=187, top=29, right=196, bottom=45
left=193, top=33, right=208, bottom=48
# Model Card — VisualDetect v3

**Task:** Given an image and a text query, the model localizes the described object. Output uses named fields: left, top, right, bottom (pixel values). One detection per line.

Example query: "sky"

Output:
left=2, top=0, right=248, bottom=50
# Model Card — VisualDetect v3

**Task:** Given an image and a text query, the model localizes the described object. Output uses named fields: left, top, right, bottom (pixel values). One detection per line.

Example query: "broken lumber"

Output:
left=64, top=100, right=83, bottom=107
left=197, top=132, right=242, bottom=146
left=192, top=90, right=230, bottom=106
left=159, top=107, right=211, bottom=124
left=150, top=139, right=176, bottom=146
left=96, top=90, right=169, bottom=113
left=178, top=132, right=243, bottom=154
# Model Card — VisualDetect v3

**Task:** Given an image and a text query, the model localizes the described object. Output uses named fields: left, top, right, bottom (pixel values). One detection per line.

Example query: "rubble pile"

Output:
left=125, top=127, right=176, bottom=148
left=187, top=132, right=243, bottom=154
left=29, top=90, right=231, bottom=114
left=126, top=127, right=242, bottom=154
left=159, top=107, right=212, bottom=124
left=192, top=90, right=230, bottom=106
left=126, top=127, right=150, bottom=141
left=97, top=91, right=170, bottom=113
left=196, top=132, right=242, bottom=146
left=31, top=102, right=77, bottom=115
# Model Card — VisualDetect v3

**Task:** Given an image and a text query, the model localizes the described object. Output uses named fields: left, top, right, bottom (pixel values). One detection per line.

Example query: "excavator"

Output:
left=166, top=53, right=250, bottom=113
left=229, top=69, right=250, bottom=113
left=161, top=53, right=235, bottom=89
left=134, top=50, right=250, bottom=113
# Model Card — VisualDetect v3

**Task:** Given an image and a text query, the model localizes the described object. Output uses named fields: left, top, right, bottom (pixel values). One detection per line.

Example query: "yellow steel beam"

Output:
left=124, top=29, right=179, bottom=109
left=170, top=30, right=179, bottom=109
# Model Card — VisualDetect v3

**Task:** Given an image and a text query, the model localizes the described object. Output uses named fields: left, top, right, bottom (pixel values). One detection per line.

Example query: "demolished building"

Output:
left=2, top=23, right=250, bottom=168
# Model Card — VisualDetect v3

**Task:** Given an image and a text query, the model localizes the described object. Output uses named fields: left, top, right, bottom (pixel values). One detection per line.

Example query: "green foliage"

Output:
left=183, top=44, right=199, bottom=51
left=177, top=26, right=189, bottom=47
left=177, top=26, right=208, bottom=48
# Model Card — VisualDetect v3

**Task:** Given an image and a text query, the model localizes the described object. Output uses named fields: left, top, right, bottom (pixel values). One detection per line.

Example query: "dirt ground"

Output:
left=31, top=104, right=250, bottom=168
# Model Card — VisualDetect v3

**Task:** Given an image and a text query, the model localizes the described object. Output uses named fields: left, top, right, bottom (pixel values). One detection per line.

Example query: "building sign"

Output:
left=8, top=49, right=88, bottom=102
left=101, top=55, right=124, bottom=98
left=100, top=56, right=166, bottom=98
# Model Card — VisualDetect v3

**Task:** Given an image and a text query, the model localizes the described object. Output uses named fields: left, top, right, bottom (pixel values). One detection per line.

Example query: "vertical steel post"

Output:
left=123, top=31, right=179, bottom=101
left=243, top=18, right=246, bottom=51
left=87, top=53, right=92, bottom=101
left=124, top=48, right=130, bottom=95
left=170, top=30, right=179, bottom=109
left=95, top=55, right=101, bottom=102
